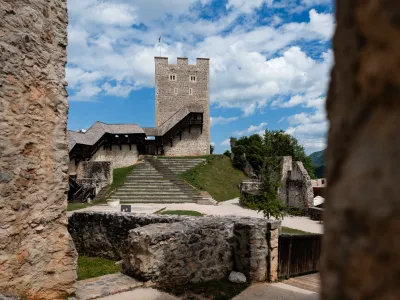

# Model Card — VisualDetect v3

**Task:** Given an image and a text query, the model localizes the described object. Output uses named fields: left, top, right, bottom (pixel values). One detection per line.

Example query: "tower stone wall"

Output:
left=155, top=57, right=210, bottom=155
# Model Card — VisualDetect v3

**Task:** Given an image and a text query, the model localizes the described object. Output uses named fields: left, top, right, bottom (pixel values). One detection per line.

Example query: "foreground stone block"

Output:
left=68, top=212, right=188, bottom=260
left=123, top=219, right=234, bottom=285
left=0, top=0, right=77, bottom=298
left=120, top=216, right=280, bottom=286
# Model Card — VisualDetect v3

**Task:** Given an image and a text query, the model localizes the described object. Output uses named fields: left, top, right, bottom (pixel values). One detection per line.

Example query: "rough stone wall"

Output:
left=122, top=216, right=279, bottom=285
left=77, top=161, right=112, bottom=185
left=321, top=1, right=400, bottom=299
left=90, top=144, right=139, bottom=169
left=155, top=57, right=210, bottom=156
left=68, top=212, right=280, bottom=285
left=68, top=212, right=188, bottom=260
left=287, top=162, right=314, bottom=208
left=0, top=1, right=77, bottom=298
left=123, top=219, right=235, bottom=285
left=278, top=156, right=292, bottom=204
left=163, top=126, right=209, bottom=156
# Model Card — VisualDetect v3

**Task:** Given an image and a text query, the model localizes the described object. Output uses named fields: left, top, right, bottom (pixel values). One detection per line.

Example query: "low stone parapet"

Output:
left=68, top=212, right=189, bottom=260
left=122, top=216, right=280, bottom=286
left=68, top=212, right=280, bottom=286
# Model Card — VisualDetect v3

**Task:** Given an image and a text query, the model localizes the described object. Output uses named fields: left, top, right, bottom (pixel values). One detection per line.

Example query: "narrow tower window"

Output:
left=190, top=75, right=196, bottom=82
left=189, top=88, right=193, bottom=95
left=169, top=74, right=176, bottom=81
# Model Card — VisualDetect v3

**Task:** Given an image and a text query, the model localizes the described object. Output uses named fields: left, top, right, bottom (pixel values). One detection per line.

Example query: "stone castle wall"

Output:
left=163, top=126, right=209, bottom=156
left=155, top=57, right=210, bottom=156
left=90, top=144, right=139, bottom=169
left=68, top=212, right=280, bottom=285
left=0, top=0, right=77, bottom=298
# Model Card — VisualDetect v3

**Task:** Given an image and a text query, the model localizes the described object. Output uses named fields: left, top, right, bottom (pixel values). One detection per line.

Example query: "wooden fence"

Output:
left=278, top=233, right=322, bottom=278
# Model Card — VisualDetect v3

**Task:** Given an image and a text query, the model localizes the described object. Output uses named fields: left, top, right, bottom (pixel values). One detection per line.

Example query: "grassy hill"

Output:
left=309, top=150, right=325, bottom=178
left=179, top=155, right=247, bottom=202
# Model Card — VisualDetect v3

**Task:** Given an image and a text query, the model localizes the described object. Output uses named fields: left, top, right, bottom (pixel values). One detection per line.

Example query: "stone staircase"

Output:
left=108, top=157, right=216, bottom=205
left=155, top=157, right=206, bottom=174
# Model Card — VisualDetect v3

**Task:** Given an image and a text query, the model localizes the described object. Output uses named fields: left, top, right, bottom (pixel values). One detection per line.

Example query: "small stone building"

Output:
left=68, top=57, right=210, bottom=175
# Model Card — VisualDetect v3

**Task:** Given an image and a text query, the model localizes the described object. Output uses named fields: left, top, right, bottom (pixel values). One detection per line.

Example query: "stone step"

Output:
left=117, top=186, right=180, bottom=190
left=113, top=191, right=189, bottom=196
left=123, top=180, right=172, bottom=183
left=126, top=176, right=164, bottom=179
left=111, top=195, right=192, bottom=200
left=122, top=183, right=176, bottom=187
left=117, top=199, right=196, bottom=204
left=113, top=198, right=193, bottom=202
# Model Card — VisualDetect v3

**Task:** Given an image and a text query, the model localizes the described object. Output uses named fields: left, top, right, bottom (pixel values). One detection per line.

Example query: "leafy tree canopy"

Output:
left=231, top=129, right=315, bottom=178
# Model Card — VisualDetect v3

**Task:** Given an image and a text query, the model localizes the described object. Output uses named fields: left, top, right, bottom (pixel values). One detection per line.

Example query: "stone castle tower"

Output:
left=155, top=57, right=210, bottom=155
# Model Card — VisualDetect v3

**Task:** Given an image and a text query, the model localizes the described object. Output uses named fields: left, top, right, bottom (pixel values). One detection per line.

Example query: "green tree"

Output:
left=223, top=150, right=231, bottom=157
left=240, top=157, right=288, bottom=219
left=210, top=144, right=215, bottom=154
left=231, top=130, right=315, bottom=178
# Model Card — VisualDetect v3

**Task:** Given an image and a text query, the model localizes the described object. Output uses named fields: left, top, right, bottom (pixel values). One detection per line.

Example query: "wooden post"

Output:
left=287, top=237, right=292, bottom=278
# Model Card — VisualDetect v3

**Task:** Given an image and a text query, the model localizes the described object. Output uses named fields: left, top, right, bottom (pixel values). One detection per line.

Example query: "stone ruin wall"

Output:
left=287, top=162, right=314, bottom=208
left=68, top=212, right=280, bottom=285
left=0, top=0, right=77, bottom=298
left=75, top=161, right=113, bottom=197
left=241, top=156, right=314, bottom=209
left=155, top=57, right=210, bottom=156
left=68, top=212, right=188, bottom=260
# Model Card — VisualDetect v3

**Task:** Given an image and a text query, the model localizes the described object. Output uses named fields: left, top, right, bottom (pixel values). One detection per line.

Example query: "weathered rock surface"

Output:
left=321, top=1, right=400, bottom=299
left=68, top=212, right=189, bottom=260
left=120, top=215, right=279, bottom=285
left=123, top=218, right=235, bottom=285
left=69, top=212, right=281, bottom=285
left=229, top=272, right=247, bottom=284
left=0, top=0, right=77, bottom=298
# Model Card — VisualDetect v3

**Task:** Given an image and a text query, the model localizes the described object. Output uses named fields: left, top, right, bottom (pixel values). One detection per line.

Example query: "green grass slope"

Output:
left=179, top=155, right=247, bottom=202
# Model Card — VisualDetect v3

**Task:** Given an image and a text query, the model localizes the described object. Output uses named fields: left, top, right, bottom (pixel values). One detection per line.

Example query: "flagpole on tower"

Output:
left=159, top=35, right=162, bottom=56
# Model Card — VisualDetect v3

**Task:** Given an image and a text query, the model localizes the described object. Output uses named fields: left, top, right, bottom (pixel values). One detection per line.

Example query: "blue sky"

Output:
left=66, top=0, right=335, bottom=154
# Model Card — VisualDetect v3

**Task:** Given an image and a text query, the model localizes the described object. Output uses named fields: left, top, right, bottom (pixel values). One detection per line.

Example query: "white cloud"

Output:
left=308, top=9, right=335, bottom=40
left=234, top=122, right=268, bottom=136
left=211, top=142, right=215, bottom=146
left=285, top=100, right=328, bottom=153
left=210, top=116, right=239, bottom=127
left=226, top=0, right=273, bottom=13
left=221, top=139, right=231, bottom=146
left=66, top=0, right=334, bottom=109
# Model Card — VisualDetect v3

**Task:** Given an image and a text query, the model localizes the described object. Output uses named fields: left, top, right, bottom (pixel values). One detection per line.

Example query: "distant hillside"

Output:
left=309, top=150, right=325, bottom=178
left=309, top=150, right=325, bottom=167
